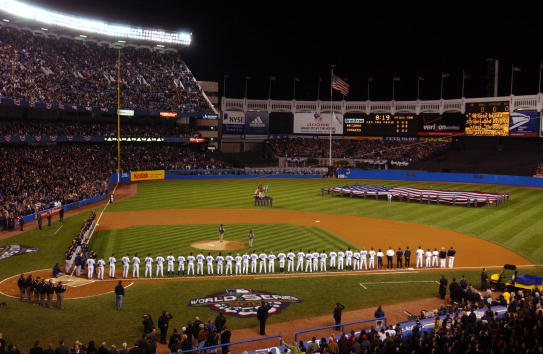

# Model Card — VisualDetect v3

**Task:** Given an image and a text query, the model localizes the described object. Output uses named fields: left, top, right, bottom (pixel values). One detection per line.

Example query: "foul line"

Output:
left=53, top=225, right=63, bottom=235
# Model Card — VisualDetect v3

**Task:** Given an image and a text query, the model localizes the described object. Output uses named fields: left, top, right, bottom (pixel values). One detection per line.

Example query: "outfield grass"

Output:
left=90, top=224, right=356, bottom=258
left=0, top=178, right=542, bottom=350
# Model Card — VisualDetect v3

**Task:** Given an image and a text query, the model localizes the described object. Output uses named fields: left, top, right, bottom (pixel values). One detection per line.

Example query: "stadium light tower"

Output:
left=0, top=0, right=191, bottom=45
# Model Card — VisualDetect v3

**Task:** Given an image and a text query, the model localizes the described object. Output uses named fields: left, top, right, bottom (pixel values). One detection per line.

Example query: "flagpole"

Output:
left=329, top=65, right=335, bottom=167
left=461, top=70, right=465, bottom=98
left=268, top=77, right=272, bottom=99
left=416, top=78, right=420, bottom=100
left=317, top=78, right=321, bottom=100
left=367, top=78, right=370, bottom=100
left=244, top=77, right=248, bottom=98
left=510, top=65, right=514, bottom=96
left=538, top=62, right=542, bottom=93
left=116, top=49, right=121, bottom=183
left=392, top=77, right=395, bottom=101
left=293, top=78, right=296, bottom=100
left=440, top=74, right=444, bottom=100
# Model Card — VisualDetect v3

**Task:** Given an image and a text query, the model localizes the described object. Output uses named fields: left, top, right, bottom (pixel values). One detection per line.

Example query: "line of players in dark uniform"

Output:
left=16, top=273, right=66, bottom=309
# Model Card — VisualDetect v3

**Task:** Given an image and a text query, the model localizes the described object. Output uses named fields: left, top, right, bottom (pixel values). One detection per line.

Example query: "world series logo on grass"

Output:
left=188, top=289, right=302, bottom=317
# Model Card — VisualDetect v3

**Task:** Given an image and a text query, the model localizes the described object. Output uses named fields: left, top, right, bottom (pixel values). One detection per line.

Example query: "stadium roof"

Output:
left=0, top=0, right=191, bottom=46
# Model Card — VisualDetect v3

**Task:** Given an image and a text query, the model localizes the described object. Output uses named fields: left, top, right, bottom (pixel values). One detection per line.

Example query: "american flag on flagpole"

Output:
left=332, top=74, right=350, bottom=96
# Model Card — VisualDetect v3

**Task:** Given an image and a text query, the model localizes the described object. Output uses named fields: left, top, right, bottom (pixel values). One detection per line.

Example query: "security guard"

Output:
left=46, top=280, right=55, bottom=308
left=17, top=274, right=26, bottom=301
left=55, top=281, right=66, bottom=309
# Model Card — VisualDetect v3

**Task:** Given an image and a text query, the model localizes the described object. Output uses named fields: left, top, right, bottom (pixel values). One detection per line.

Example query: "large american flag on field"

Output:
left=332, top=74, right=350, bottom=96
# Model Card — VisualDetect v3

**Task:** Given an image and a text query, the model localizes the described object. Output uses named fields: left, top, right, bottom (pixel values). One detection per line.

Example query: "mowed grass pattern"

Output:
left=90, top=223, right=356, bottom=258
left=107, top=179, right=543, bottom=264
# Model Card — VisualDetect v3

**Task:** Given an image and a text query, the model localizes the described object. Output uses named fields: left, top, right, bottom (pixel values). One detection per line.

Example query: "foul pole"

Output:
left=116, top=50, right=121, bottom=182
left=329, top=65, right=335, bottom=167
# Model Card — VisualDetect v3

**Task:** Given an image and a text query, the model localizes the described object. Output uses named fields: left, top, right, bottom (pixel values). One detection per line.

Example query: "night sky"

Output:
left=28, top=1, right=543, bottom=101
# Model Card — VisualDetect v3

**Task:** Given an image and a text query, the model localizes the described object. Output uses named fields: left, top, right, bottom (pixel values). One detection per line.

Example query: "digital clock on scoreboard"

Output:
left=343, top=113, right=418, bottom=136
left=465, top=101, right=510, bottom=136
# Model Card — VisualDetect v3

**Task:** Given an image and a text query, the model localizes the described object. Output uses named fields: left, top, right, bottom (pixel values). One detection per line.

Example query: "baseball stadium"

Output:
left=1, top=1, right=543, bottom=353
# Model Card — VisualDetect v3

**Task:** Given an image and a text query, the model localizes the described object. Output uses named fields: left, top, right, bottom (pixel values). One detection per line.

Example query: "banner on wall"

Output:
left=244, top=111, right=269, bottom=134
left=293, top=112, right=343, bottom=135
left=418, top=113, right=465, bottom=136
left=130, top=170, right=165, bottom=181
left=509, top=110, right=540, bottom=137
left=222, top=111, right=245, bottom=134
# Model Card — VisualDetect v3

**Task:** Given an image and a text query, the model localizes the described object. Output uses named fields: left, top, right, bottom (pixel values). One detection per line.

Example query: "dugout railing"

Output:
left=293, top=317, right=388, bottom=344
left=180, top=334, right=283, bottom=354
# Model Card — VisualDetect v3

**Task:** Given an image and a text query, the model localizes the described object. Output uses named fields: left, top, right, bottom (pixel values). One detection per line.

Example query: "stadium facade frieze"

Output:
left=0, top=135, right=191, bottom=144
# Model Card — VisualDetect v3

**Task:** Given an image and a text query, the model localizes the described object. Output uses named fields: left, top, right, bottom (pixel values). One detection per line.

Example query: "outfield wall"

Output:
left=22, top=194, right=105, bottom=223
left=347, top=169, right=543, bottom=187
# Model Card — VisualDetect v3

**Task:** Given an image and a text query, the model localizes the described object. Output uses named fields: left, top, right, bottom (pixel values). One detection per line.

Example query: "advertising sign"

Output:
left=418, top=113, right=465, bottom=136
left=130, top=170, right=165, bottom=181
left=509, top=110, right=539, bottom=137
left=293, top=112, right=343, bottom=135
left=244, top=111, right=269, bottom=134
left=222, top=111, right=245, bottom=134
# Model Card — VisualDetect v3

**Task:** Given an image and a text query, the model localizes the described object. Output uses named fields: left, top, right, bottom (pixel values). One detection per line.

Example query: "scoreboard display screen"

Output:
left=465, top=101, right=510, bottom=136
left=343, top=113, right=418, bottom=136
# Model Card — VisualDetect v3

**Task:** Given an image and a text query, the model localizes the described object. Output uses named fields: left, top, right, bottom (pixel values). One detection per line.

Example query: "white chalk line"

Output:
left=53, top=225, right=63, bottom=235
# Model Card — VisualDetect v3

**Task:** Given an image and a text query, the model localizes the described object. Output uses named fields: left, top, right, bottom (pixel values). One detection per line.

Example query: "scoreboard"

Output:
left=465, top=101, right=510, bottom=136
left=343, top=113, right=418, bottom=136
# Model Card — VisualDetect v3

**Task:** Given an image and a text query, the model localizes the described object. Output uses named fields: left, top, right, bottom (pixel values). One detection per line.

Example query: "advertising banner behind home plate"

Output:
left=293, top=112, right=343, bottom=135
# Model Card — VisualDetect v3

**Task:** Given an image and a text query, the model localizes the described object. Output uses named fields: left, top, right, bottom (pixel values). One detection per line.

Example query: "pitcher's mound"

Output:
left=190, top=240, right=245, bottom=251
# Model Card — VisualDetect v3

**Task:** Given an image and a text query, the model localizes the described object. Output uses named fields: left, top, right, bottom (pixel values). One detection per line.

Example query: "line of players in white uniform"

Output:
left=83, top=246, right=456, bottom=280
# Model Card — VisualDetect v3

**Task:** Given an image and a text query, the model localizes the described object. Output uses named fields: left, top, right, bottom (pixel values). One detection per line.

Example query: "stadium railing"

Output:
left=179, top=334, right=283, bottom=354
left=293, top=317, right=387, bottom=343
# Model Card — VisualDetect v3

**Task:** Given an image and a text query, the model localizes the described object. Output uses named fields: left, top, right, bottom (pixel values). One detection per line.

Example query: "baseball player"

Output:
left=353, top=250, right=360, bottom=271
left=286, top=250, right=295, bottom=272
left=304, top=250, right=313, bottom=272
left=242, top=253, right=250, bottom=274
left=337, top=250, right=345, bottom=270
left=432, top=248, right=439, bottom=267
left=248, top=230, right=254, bottom=248
left=345, top=248, right=353, bottom=270
left=121, top=254, right=130, bottom=279
left=86, top=257, right=95, bottom=280
left=415, top=246, right=424, bottom=268
left=439, top=247, right=447, bottom=268
left=234, top=253, right=243, bottom=275
left=311, top=250, right=318, bottom=271
left=259, top=251, right=268, bottom=273
left=206, top=253, right=215, bottom=275
left=376, top=249, right=384, bottom=269
left=96, top=258, right=105, bottom=280
left=425, top=249, right=432, bottom=268
left=216, top=253, right=224, bottom=275
left=166, top=253, right=175, bottom=276
left=368, top=248, right=376, bottom=269
left=277, top=251, right=286, bottom=272
left=177, top=254, right=186, bottom=276
left=145, top=254, right=153, bottom=278
left=156, top=255, right=165, bottom=277
left=319, top=250, right=327, bottom=272
left=447, top=246, right=456, bottom=268
left=108, top=254, right=117, bottom=279
left=360, top=248, right=368, bottom=270
left=250, top=251, right=258, bottom=274
left=196, top=253, right=205, bottom=275
left=225, top=253, right=234, bottom=275
left=132, top=254, right=141, bottom=278
left=268, top=252, right=276, bottom=273
left=219, top=224, right=225, bottom=242
left=329, top=250, right=337, bottom=269
left=296, top=249, right=305, bottom=272
left=187, top=253, right=195, bottom=276
left=385, top=247, right=394, bottom=269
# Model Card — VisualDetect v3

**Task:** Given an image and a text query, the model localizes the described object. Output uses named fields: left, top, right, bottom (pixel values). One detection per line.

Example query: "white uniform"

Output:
left=296, top=251, right=305, bottom=272
left=448, top=249, right=455, bottom=268
left=225, top=255, right=234, bottom=275
left=432, top=250, right=439, bottom=267
left=155, top=256, right=165, bottom=277
left=353, top=251, right=360, bottom=271
left=132, top=256, right=140, bottom=278
left=259, top=253, right=268, bottom=273
left=121, top=256, right=130, bottom=278
left=145, top=256, right=153, bottom=278
left=166, top=255, right=175, bottom=274
left=360, top=249, right=368, bottom=270
left=337, top=251, right=345, bottom=270
left=177, top=255, right=186, bottom=275
left=328, top=251, right=336, bottom=269
left=287, top=251, right=295, bottom=272
left=242, top=254, right=250, bottom=274
left=305, top=253, right=313, bottom=272
left=277, top=252, right=286, bottom=271
left=312, top=251, right=319, bottom=270
left=196, top=254, right=205, bottom=275
left=319, top=252, right=327, bottom=272
left=86, top=258, right=95, bottom=279
left=268, top=253, right=276, bottom=273
left=415, top=248, right=424, bottom=268
left=425, top=251, right=432, bottom=268
left=96, top=259, right=105, bottom=280
left=206, top=255, right=214, bottom=275
left=368, top=249, right=376, bottom=269
left=250, top=253, right=258, bottom=273
left=234, top=255, right=242, bottom=275
left=108, top=256, right=116, bottom=278
left=216, top=255, right=225, bottom=275
left=345, top=250, right=353, bottom=269
left=187, top=255, right=195, bottom=276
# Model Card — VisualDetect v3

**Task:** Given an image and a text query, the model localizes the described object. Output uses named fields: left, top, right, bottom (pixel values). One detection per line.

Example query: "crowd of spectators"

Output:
left=267, top=138, right=449, bottom=162
left=0, top=119, right=196, bottom=138
left=0, top=144, right=228, bottom=223
left=535, top=162, right=543, bottom=176
left=0, top=26, right=212, bottom=112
